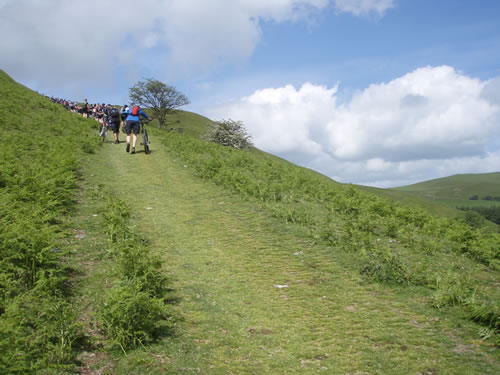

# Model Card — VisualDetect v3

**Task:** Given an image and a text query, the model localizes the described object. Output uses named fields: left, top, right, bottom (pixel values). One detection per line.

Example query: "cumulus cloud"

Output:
left=0, top=0, right=331, bottom=88
left=210, top=66, right=500, bottom=187
left=0, top=0, right=398, bottom=90
left=0, top=0, right=158, bottom=87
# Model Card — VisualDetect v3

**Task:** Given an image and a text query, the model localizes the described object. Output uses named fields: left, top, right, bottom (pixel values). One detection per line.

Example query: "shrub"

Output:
left=98, top=196, right=176, bottom=350
left=100, top=285, right=173, bottom=350
left=359, top=247, right=409, bottom=284
left=463, top=210, right=486, bottom=228
left=204, top=119, right=253, bottom=149
left=0, top=290, right=82, bottom=372
left=431, top=273, right=474, bottom=309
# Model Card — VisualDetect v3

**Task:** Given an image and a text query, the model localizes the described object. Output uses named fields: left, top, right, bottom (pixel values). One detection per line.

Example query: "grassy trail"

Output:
left=80, top=135, right=497, bottom=374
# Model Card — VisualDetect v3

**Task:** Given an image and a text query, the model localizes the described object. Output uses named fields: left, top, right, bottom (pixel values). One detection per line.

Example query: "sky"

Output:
left=1, top=0, right=500, bottom=187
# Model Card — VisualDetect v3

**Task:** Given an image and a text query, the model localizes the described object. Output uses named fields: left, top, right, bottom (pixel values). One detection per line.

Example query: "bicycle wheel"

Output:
left=143, top=129, right=150, bottom=154
left=100, top=124, right=106, bottom=141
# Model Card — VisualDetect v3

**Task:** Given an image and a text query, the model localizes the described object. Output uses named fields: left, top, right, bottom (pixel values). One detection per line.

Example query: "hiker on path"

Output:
left=81, top=99, right=89, bottom=118
left=120, top=104, right=129, bottom=130
left=124, top=105, right=153, bottom=154
left=108, top=105, right=122, bottom=144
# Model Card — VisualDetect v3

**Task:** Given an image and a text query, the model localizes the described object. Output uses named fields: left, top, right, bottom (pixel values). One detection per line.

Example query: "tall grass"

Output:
left=98, top=195, right=176, bottom=352
left=0, top=70, right=101, bottom=371
left=159, top=130, right=499, bottom=342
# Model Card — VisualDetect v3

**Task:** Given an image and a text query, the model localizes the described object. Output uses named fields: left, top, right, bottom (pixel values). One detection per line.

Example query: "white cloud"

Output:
left=0, top=0, right=331, bottom=88
left=210, top=66, right=500, bottom=187
left=213, top=82, right=337, bottom=156
left=0, top=0, right=158, bottom=87
left=0, top=0, right=397, bottom=91
left=334, top=0, right=396, bottom=16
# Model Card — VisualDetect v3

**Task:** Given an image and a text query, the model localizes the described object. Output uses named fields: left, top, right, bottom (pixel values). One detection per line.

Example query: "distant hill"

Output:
left=357, top=184, right=464, bottom=218
left=390, top=172, right=500, bottom=209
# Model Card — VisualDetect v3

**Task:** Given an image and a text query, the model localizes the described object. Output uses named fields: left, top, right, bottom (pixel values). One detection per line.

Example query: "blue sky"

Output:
left=1, top=0, right=499, bottom=187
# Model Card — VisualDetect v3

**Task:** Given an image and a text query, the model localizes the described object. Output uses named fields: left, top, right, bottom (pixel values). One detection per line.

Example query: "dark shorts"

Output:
left=124, top=120, right=140, bottom=135
left=109, top=121, right=120, bottom=133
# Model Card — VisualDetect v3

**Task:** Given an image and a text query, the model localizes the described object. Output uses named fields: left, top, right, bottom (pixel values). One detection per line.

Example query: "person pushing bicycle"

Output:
left=124, top=105, right=153, bottom=154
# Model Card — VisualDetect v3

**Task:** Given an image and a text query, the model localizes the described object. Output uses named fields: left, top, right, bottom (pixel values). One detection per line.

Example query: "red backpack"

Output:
left=131, top=105, right=139, bottom=116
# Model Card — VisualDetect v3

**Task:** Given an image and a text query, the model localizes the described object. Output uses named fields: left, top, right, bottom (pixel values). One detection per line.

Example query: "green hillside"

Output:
left=0, top=69, right=101, bottom=371
left=1, top=69, right=499, bottom=374
left=165, top=109, right=212, bottom=138
left=358, top=184, right=465, bottom=218
left=170, top=112, right=487, bottom=223
left=391, top=172, right=500, bottom=208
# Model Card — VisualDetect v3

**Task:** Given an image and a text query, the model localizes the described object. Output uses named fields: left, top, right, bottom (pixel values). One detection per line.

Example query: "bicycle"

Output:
left=99, top=121, right=108, bottom=142
left=140, top=120, right=151, bottom=154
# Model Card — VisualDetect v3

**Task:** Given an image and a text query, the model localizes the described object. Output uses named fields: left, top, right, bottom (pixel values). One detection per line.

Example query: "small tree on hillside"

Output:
left=204, top=119, right=253, bottom=149
left=129, top=78, right=190, bottom=128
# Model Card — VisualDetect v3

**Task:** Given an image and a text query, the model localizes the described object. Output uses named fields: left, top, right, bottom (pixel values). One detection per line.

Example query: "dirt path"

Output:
left=79, top=137, right=497, bottom=374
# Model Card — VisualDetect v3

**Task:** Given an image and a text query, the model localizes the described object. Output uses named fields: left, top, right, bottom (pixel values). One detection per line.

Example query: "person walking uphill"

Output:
left=120, top=104, right=129, bottom=129
left=108, top=105, right=122, bottom=144
left=124, top=105, right=153, bottom=154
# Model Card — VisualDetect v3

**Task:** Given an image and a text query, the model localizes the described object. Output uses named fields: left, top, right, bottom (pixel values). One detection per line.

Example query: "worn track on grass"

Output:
left=83, top=137, right=498, bottom=374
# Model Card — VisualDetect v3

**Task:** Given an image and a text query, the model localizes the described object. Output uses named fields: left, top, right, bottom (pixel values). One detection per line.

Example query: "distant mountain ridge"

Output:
left=391, top=172, right=500, bottom=200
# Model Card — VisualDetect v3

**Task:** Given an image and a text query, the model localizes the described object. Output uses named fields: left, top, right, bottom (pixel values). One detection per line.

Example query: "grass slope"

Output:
left=358, top=184, right=465, bottom=218
left=164, top=110, right=212, bottom=139
left=169, top=109, right=476, bottom=221
left=0, top=69, right=101, bottom=372
left=1, top=69, right=499, bottom=373
left=81, top=133, right=498, bottom=374
left=391, top=173, right=500, bottom=208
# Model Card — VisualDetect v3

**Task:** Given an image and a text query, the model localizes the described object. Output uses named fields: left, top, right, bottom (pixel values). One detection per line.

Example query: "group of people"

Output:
left=49, top=97, right=80, bottom=113
left=50, top=96, right=153, bottom=154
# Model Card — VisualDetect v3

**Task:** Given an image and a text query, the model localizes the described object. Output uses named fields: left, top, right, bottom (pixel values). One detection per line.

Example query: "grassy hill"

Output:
left=358, top=184, right=465, bottom=218
left=391, top=172, right=500, bottom=208
left=169, top=111, right=495, bottom=227
left=165, top=109, right=212, bottom=139
left=168, top=109, right=491, bottom=216
left=1, top=69, right=499, bottom=374
left=0, top=69, right=101, bottom=371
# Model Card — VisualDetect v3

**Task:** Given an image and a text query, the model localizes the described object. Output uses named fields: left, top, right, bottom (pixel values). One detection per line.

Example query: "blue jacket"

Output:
left=126, top=107, right=151, bottom=122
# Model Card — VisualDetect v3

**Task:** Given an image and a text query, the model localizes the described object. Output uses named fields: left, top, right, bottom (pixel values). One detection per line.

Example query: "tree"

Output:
left=204, top=119, right=253, bottom=149
left=129, top=78, right=190, bottom=128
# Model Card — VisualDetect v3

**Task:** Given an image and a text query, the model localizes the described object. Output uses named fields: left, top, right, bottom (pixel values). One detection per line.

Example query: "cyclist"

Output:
left=108, top=105, right=122, bottom=144
left=124, top=105, right=153, bottom=154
